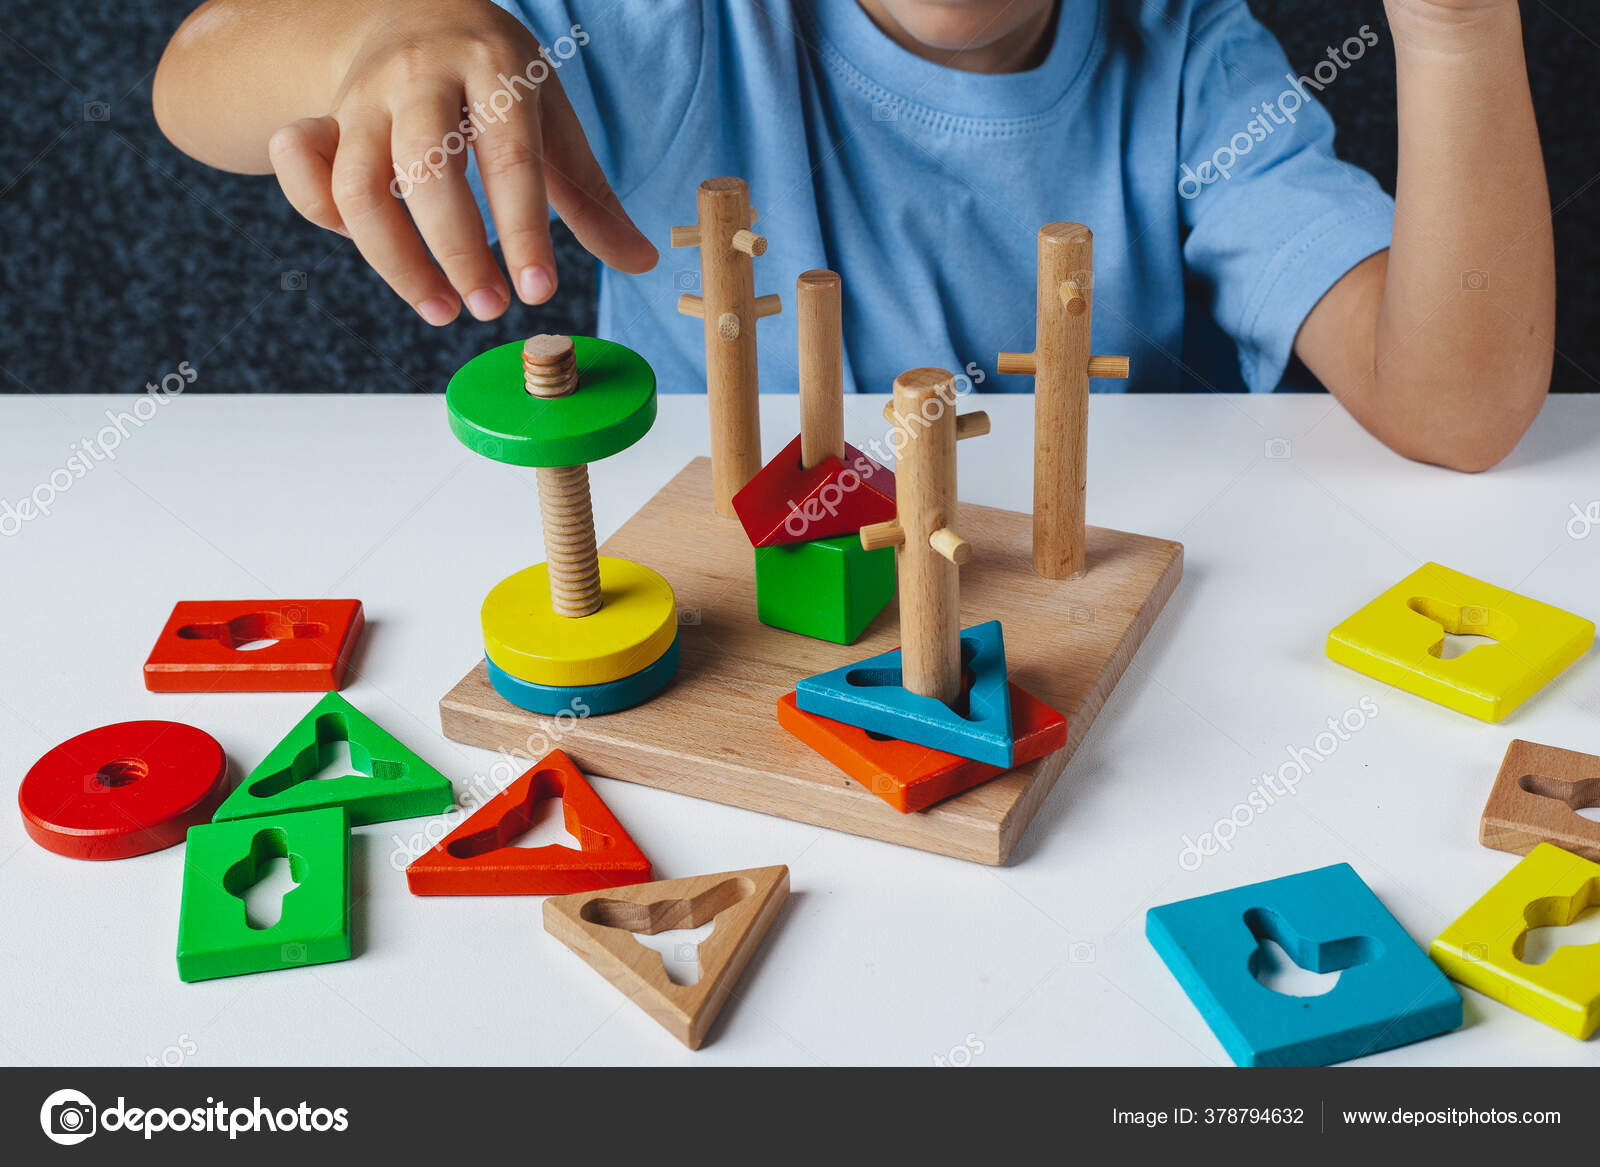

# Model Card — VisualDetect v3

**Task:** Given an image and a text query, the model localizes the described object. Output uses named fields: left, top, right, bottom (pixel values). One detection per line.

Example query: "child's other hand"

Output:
left=1384, top=0, right=1521, bottom=34
left=265, top=1, right=657, bottom=325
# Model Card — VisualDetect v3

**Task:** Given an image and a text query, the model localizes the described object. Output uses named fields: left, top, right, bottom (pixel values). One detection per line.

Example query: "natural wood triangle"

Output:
left=406, top=749, right=650, bottom=895
left=543, top=865, right=790, bottom=1048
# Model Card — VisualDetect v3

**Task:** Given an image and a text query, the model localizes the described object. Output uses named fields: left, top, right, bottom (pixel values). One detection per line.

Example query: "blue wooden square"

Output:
left=794, top=620, right=1014, bottom=766
left=1145, top=864, right=1461, bottom=1066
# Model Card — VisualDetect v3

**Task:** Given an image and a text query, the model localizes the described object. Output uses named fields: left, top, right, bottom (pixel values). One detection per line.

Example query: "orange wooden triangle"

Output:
left=543, top=865, right=790, bottom=1049
left=405, top=749, right=650, bottom=895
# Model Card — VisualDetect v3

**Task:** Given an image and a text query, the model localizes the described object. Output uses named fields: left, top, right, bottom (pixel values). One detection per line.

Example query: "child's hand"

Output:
left=264, top=1, right=657, bottom=325
left=1384, top=0, right=1521, bottom=36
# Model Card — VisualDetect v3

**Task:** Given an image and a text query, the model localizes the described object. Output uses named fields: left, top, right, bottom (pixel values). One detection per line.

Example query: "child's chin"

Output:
left=878, top=0, right=1050, bottom=53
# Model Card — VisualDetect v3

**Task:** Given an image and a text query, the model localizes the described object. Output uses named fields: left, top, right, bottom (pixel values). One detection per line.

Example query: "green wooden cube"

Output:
left=177, top=806, right=351, bottom=982
left=754, top=535, right=896, bottom=645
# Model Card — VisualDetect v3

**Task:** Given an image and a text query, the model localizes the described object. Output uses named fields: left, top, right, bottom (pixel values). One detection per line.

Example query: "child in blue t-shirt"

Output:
left=155, top=0, right=1553, bottom=470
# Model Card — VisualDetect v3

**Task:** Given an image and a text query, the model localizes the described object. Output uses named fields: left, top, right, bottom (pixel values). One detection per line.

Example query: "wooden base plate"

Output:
left=441, top=458, right=1182, bottom=864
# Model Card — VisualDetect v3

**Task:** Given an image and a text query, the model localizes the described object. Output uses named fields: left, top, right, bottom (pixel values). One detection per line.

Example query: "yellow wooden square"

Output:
left=1325, top=563, right=1592, bottom=722
left=1430, top=844, right=1600, bottom=1039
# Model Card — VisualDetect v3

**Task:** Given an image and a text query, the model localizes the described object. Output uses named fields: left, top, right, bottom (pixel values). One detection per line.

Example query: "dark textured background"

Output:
left=2, top=1, right=1596, bottom=396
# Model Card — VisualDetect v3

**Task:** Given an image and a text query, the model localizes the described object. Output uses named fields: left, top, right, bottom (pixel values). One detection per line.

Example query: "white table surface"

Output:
left=1, top=391, right=1597, bottom=1068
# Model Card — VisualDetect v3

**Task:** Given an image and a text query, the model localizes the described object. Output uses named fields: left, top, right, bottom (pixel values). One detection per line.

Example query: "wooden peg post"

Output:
left=523, top=335, right=602, bottom=618
left=889, top=368, right=966, bottom=706
left=797, top=270, right=844, bottom=469
left=995, top=223, right=1130, bottom=580
left=672, top=178, right=780, bottom=516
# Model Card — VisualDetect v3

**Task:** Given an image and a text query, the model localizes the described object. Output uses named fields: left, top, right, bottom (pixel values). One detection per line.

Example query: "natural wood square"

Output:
left=1480, top=739, right=1600, bottom=862
left=441, top=457, right=1183, bottom=864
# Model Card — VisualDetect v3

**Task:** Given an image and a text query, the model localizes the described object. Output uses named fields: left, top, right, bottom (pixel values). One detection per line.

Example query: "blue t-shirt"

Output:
left=476, top=0, right=1394, bottom=394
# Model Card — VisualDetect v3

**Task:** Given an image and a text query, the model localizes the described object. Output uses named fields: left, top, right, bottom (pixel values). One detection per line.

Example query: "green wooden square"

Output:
left=177, top=807, right=351, bottom=983
left=755, top=535, right=896, bottom=645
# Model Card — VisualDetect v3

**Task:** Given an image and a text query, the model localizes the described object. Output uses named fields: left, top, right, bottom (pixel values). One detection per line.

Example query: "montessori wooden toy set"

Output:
left=15, top=178, right=1600, bottom=1058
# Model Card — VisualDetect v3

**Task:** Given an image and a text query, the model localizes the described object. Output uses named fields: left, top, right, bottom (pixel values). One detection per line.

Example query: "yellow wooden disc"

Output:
left=482, top=558, right=677, bottom=687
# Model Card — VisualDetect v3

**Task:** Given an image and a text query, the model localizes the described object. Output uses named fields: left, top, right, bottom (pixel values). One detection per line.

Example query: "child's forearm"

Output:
left=155, top=0, right=655, bottom=323
left=1297, top=2, right=1554, bottom=471
left=155, top=0, right=386, bottom=172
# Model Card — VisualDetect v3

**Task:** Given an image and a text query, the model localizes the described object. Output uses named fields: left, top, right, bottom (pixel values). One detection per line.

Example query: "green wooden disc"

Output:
left=446, top=335, right=657, bottom=466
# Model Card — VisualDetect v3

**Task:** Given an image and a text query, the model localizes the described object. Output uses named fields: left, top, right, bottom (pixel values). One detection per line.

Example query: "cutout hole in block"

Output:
left=580, top=877, right=753, bottom=936
left=1517, top=772, right=1600, bottom=820
left=247, top=713, right=406, bottom=799
left=1407, top=597, right=1515, bottom=661
left=627, top=919, right=718, bottom=986
left=843, top=639, right=982, bottom=719
left=500, top=796, right=582, bottom=851
left=1243, top=907, right=1383, bottom=998
left=1517, top=881, right=1600, bottom=965
left=92, top=757, right=148, bottom=788
left=222, top=828, right=307, bottom=930
left=177, top=611, right=331, bottom=651
left=446, top=768, right=586, bottom=858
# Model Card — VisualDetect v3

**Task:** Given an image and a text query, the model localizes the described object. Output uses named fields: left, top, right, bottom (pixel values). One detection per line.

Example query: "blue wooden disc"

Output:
left=485, top=633, right=680, bottom=716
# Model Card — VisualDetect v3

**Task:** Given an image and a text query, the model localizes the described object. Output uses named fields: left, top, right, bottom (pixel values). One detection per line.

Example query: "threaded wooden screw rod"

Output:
left=524, top=335, right=602, bottom=617
left=535, top=465, right=602, bottom=618
left=449, top=330, right=676, bottom=702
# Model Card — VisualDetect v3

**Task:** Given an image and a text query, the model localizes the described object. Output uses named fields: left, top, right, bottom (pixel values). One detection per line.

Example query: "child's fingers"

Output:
left=268, top=117, right=348, bottom=236
left=538, top=76, right=659, bottom=275
left=467, top=79, right=556, bottom=305
left=329, top=116, right=460, bottom=327
left=391, top=98, right=508, bottom=321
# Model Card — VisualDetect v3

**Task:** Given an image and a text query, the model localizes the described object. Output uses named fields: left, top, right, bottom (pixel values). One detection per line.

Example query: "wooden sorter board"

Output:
left=441, top=458, right=1183, bottom=864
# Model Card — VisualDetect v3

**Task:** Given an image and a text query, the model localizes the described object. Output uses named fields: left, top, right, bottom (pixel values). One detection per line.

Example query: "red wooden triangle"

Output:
left=406, top=750, right=651, bottom=895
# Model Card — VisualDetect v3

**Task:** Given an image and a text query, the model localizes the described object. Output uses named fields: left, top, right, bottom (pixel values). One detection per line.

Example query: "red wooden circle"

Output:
left=19, top=721, right=228, bottom=860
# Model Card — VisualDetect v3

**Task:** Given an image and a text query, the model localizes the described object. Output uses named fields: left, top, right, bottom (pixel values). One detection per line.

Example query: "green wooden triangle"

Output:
left=213, top=692, right=454, bottom=826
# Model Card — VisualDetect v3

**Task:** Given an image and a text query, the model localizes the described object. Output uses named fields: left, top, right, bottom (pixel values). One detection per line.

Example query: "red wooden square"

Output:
left=777, top=683, right=1067, bottom=813
left=143, top=599, right=364, bottom=692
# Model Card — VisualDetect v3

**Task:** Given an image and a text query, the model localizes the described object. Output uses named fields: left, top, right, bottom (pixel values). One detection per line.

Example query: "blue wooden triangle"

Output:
left=795, top=620, right=1014, bottom=766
